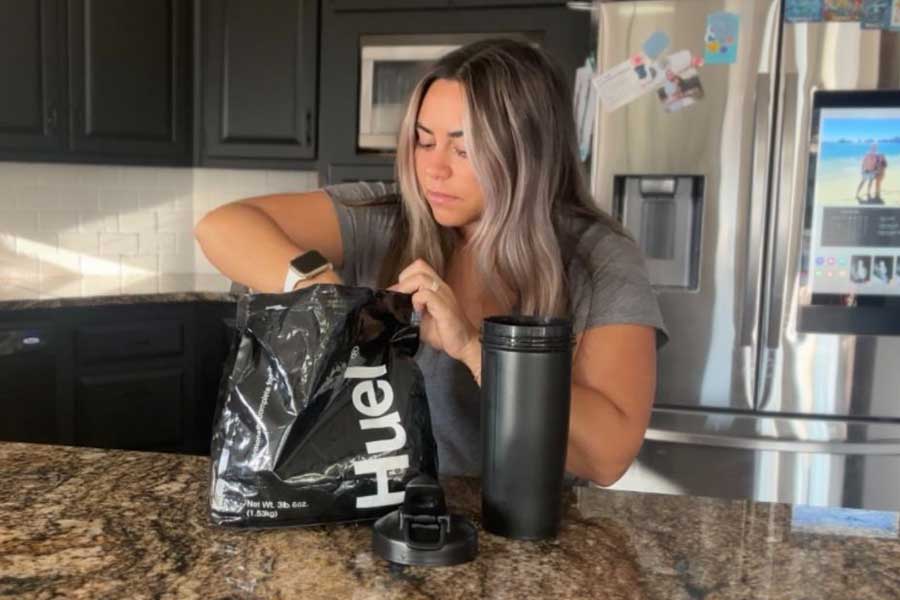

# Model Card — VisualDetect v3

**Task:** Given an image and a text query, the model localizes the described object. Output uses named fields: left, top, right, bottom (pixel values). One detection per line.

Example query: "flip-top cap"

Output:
left=372, top=474, right=478, bottom=567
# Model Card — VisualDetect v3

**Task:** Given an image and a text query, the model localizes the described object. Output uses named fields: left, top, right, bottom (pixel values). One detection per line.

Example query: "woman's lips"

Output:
left=426, top=190, right=459, bottom=206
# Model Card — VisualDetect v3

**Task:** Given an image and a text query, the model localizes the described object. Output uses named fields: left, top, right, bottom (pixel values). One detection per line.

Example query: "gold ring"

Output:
left=429, top=277, right=440, bottom=292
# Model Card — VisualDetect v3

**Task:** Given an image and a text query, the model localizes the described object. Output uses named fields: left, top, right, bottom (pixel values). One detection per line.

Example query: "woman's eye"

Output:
left=415, top=139, right=435, bottom=149
left=454, top=147, right=468, bottom=158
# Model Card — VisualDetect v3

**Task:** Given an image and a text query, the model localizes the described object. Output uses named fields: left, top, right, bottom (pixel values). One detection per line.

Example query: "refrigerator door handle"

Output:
left=739, top=73, right=775, bottom=353
left=645, top=428, right=900, bottom=455
left=764, top=73, right=802, bottom=351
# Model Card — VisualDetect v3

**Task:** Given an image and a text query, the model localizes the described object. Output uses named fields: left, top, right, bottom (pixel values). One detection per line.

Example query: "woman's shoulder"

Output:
left=323, top=180, right=401, bottom=208
left=559, top=210, right=669, bottom=344
left=558, top=211, right=640, bottom=273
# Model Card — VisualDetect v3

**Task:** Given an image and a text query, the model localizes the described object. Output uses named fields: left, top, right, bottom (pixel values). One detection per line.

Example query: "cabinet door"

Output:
left=0, top=324, right=59, bottom=444
left=201, top=0, right=318, bottom=162
left=191, top=301, right=237, bottom=455
left=0, top=0, right=66, bottom=154
left=75, top=368, right=184, bottom=451
left=68, top=0, right=191, bottom=162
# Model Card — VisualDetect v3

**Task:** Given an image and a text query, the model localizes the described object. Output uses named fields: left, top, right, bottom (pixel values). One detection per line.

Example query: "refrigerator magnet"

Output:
left=823, top=0, right=863, bottom=21
left=861, top=0, right=892, bottom=29
left=889, top=0, right=900, bottom=30
left=703, top=12, right=740, bottom=65
left=642, top=31, right=671, bottom=61
left=785, top=0, right=824, bottom=22
left=656, top=63, right=705, bottom=114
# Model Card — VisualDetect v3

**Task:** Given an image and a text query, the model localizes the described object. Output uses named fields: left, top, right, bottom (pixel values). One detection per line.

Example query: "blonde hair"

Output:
left=382, top=38, right=622, bottom=316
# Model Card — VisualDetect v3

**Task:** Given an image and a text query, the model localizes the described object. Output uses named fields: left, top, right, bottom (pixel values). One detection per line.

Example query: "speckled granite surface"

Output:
left=0, top=275, right=237, bottom=309
left=1, top=443, right=899, bottom=599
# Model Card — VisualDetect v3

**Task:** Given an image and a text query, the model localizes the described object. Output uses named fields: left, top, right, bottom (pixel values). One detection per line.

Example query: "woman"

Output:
left=195, top=39, right=667, bottom=486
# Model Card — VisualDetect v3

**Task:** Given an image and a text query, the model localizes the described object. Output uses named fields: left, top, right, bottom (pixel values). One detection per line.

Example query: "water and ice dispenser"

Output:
left=614, top=175, right=703, bottom=290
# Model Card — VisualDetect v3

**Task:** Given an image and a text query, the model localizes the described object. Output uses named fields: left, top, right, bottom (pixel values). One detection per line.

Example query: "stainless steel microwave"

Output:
left=357, top=33, right=541, bottom=152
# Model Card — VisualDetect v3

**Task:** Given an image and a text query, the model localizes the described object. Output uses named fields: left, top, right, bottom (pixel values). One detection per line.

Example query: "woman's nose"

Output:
left=424, top=151, right=452, bottom=180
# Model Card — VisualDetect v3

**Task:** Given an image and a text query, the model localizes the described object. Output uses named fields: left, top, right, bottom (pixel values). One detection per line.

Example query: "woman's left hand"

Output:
left=387, top=259, right=480, bottom=363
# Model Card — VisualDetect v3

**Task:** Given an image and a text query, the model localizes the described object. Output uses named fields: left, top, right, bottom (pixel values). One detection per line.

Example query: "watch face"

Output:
left=291, top=250, right=329, bottom=274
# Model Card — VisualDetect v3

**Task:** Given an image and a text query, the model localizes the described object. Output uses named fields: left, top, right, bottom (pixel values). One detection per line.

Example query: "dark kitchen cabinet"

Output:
left=197, top=0, right=319, bottom=168
left=0, top=0, right=191, bottom=165
left=328, top=1, right=568, bottom=9
left=0, top=0, right=67, bottom=154
left=68, top=0, right=192, bottom=161
left=0, top=301, right=236, bottom=455
left=329, top=0, right=449, bottom=9
left=450, top=0, right=569, bottom=6
left=75, top=368, right=185, bottom=451
left=0, top=322, right=63, bottom=445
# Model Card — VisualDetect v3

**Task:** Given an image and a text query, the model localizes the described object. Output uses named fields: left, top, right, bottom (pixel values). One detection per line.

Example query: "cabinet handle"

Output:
left=305, top=110, right=312, bottom=146
left=46, top=108, right=58, bottom=132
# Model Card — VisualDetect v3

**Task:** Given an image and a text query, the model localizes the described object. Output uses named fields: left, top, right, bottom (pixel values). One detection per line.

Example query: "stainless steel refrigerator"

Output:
left=589, top=0, right=900, bottom=510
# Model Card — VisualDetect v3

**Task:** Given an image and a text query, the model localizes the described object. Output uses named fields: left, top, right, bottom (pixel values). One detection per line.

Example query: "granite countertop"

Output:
left=0, top=275, right=237, bottom=310
left=2, top=443, right=899, bottom=599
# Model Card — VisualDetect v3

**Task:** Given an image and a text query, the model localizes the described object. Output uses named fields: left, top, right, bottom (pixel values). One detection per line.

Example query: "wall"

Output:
left=0, top=162, right=319, bottom=280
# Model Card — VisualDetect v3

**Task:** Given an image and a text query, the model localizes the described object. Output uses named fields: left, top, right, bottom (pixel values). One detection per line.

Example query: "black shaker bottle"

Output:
left=480, top=316, right=573, bottom=540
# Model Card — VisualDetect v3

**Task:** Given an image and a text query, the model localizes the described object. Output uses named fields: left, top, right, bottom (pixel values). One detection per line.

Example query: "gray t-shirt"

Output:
left=324, top=181, right=667, bottom=477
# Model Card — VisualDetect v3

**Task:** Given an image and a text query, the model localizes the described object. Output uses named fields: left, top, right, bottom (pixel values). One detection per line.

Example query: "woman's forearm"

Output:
left=565, top=383, right=646, bottom=485
left=461, top=343, right=645, bottom=486
left=195, top=203, right=303, bottom=292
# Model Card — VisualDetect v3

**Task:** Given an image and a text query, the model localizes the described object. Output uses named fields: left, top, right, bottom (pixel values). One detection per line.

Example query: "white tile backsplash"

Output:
left=0, top=161, right=319, bottom=279
left=139, top=232, right=176, bottom=255
left=39, top=251, right=81, bottom=278
left=79, top=211, right=118, bottom=233
left=119, top=210, right=156, bottom=233
left=0, top=211, right=38, bottom=233
left=122, top=254, right=159, bottom=276
left=157, top=210, right=194, bottom=233
left=99, top=232, right=139, bottom=256
left=81, top=255, right=122, bottom=276
left=59, top=232, right=99, bottom=254
left=65, top=187, right=101, bottom=211
left=18, top=187, right=60, bottom=211
left=38, top=211, right=80, bottom=233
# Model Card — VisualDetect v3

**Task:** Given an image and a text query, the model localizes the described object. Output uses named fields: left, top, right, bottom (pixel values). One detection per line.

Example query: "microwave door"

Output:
left=358, top=44, right=458, bottom=151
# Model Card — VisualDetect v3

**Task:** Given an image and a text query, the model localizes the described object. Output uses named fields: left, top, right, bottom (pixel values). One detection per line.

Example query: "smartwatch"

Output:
left=283, top=249, right=333, bottom=292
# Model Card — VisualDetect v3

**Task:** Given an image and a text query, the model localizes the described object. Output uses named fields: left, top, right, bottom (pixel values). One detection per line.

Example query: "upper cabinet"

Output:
left=0, top=0, right=66, bottom=154
left=68, top=0, right=191, bottom=161
left=0, top=0, right=580, bottom=172
left=0, top=0, right=191, bottom=165
left=197, top=0, right=319, bottom=167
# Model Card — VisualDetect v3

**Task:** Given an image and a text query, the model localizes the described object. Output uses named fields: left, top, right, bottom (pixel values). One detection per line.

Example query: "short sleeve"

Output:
left=322, top=181, right=401, bottom=288
left=569, top=226, right=669, bottom=347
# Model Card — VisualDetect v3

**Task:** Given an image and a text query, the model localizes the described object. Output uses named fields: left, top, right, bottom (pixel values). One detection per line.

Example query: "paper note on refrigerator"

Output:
left=593, top=50, right=692, bottom=113
left=573, top=58, right=598, bottom=161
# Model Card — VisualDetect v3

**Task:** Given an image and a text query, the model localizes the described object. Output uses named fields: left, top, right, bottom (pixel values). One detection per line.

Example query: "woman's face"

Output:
left=414, top=78, right=485, bottom=235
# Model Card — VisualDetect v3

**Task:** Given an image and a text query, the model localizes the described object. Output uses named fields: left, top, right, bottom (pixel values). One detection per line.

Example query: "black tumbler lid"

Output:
left=372, top=475, right=478, bottom=567
left=481, top=315, right=573, bottom=351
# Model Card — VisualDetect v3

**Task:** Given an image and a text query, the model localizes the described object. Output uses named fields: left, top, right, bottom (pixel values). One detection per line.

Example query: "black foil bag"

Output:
left=209, top=285, right=438, bottom=527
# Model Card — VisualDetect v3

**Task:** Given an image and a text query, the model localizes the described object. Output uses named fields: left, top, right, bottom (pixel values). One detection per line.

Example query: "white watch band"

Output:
left=283, top=267, right=303, bottom=293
